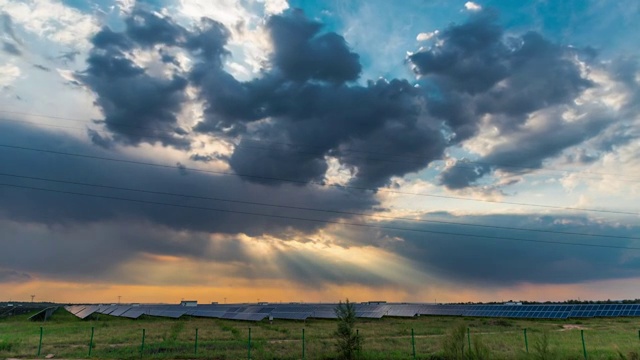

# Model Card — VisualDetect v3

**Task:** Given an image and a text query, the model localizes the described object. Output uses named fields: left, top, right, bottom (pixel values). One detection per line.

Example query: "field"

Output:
left=1, top=309, right=640, bottom=359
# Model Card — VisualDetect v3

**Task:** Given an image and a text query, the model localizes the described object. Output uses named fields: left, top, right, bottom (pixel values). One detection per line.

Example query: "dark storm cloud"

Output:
left=124, top=7, right=187, bottom=48
left=0, top=122, right=376, bottom=234
left=0, top=219, right=247, bottom=283
left=77, top=8, right=601, bottom=190
left=78, top=15, right=191, bottom=148
left=266, top=10, right=361, bottom=83
left=191, top=10, right=448, bottom=188
left=410, top=10, right=507, bottom=95
left=440, top=109, right=612, bottom=189
left=410, top=11, right=591, bottom=122
left=438, top=160, right=489, bottom=190
left=184, top=17, right=230, bottom=63
left=77, top=8, right=234, bottom=149
left=0, top=121, right=378, bottom=282
left=0, top=268, right=32, bottom=283
left=408, top=9, right=596, bottom=189
left=373, top=213, right=640, bottom=286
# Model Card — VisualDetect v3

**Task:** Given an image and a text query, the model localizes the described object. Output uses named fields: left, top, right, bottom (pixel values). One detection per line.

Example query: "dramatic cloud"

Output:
left=408, top=10, right=598, bottom=189
left=191, top=10, right=449, bottom=188
left=1, top=1, right=638, bottom=302
left=0, top=122, right=378, bottom=235
left=266, top=10, right=361, bottom=83
left=78, top=9, right=193, bottom=148
left=376, top=213, right=640, bottom=286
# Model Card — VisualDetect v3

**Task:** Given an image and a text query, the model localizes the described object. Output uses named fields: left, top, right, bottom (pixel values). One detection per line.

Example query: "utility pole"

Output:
left=31, top=295, right=35, bottom=303
left=118, top=295, right=121, bottom=304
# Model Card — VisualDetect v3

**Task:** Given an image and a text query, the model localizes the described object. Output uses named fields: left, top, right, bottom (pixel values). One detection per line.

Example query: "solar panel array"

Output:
left=65, top=303, right=640, bottom=322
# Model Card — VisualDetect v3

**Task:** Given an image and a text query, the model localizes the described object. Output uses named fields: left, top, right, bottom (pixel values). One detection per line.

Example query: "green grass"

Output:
left=1, top=310, right=640, bottom=359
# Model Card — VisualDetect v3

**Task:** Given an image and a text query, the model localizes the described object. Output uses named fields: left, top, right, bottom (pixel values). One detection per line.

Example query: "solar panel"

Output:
left=310, top=311, right=338, bottom=319
left=120, top=308, right=146, bottom=319
left=271, top=312, right=311, bottom=320
left=109, top=306, right=132, bottom=317
left=61, top=302, right=640, bottom=321
left=356, top=311, right=386, bottom=319
left=232, top=312, right=269, bottom=321
left=190, top=310, right=227, bottom=318
left=64, top=305, right=83, bottom=315
left=75, top=305, right=100, bottom=319
left=101, top=305, right=120, bottom=315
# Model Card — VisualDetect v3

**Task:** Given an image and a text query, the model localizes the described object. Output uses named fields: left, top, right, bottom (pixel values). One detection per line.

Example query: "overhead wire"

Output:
left=1, top=110, right=638, bottom=182
left=1, top=171, right=637, bottom=241
left=1, top=182, right=638, bottom=251
left=0, top=143, right=637, bottom=216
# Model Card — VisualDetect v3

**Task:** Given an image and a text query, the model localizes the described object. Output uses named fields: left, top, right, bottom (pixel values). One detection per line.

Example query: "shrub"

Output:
left=334, top=299, right=362, bottom=360
left=468, top=336, right=491, bottom=360
left=442, top=324, right=466, bottom=360
left=532, top=330, right=555, bottom=360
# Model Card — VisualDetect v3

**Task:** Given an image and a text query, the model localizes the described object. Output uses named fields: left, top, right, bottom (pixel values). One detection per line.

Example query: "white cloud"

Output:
left=464, top=1, right=482, bottom=11
left=261, top=0, right=289, bottom=15
left=416, top=30, right=438, bottom=41
left=0, top=63, right=21, bottom=86
left=0, top=0, right=99, bottom=49
left=175, top=0, right=273, bottom=80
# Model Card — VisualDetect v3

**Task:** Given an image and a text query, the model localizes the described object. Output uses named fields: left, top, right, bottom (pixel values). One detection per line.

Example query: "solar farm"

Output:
left=2, top=301, right=640, bottom=359
left=65, top=302, right=640, bottom=321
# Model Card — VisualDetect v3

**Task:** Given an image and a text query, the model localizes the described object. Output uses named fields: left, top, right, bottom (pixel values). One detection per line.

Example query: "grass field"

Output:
left=1, top=309, right=640, bottom=359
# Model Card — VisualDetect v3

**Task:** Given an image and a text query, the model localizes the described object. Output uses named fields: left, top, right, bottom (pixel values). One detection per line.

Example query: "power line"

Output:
left=1, top=110, right=637, bottom=182
left=1, top=182, right=638, bottom=251
left=1, top=143, right=637, bottom=216
left=2, top=172, right=636, bottom=241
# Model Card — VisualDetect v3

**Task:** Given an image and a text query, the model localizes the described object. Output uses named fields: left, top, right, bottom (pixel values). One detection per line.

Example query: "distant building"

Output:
left=180, top=300, right=197, bottom=307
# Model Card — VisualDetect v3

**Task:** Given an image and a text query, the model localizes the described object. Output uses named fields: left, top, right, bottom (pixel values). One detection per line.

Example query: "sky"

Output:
left=0, top=0, right=639, bottom=304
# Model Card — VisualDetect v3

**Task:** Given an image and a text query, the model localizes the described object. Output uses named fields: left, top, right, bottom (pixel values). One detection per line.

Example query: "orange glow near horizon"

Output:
left=3, top=277, right=640, bottom=304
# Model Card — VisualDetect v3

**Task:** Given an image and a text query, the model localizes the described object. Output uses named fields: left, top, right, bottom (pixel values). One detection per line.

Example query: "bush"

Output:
left=468, top=336, right=491, bottom=360
left=334, top=299, right=362, bottom=360
left=442, top=324, right=466, bottom=360
left=532, top=330, right=555, bottom=360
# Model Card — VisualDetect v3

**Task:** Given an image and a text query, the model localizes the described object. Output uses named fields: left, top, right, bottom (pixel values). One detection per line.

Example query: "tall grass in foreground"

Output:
left=2, top=310, right=640, bottom=359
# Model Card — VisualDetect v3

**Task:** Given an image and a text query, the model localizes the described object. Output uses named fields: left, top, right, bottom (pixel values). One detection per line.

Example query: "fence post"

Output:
left=37, top=327, right=43, bottom=357
left=467, top=327, right=471, bottom=352
left=88, top=326, right=94, bottom=357
left=248, top=327, right=251, bottom=360
left=140, top=328, right=146, bottom=358
left=411, top=328, right=416, bottom=360
left=581, top=329, right=588, bottom=359
left=524, top=328, right=529, bottom=353
left=194, top=328, right=199, bottom=355
left=302, top=328, right=305, bottom=360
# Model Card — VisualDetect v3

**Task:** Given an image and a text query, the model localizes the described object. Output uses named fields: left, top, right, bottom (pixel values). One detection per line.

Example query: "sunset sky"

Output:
left=0, top=0, right=639, bottom=304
